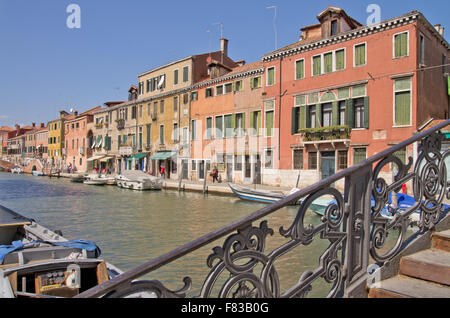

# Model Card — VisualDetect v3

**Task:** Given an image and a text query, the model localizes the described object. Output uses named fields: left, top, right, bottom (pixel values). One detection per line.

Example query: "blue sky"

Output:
left=0, top=0, right=449, bottom=127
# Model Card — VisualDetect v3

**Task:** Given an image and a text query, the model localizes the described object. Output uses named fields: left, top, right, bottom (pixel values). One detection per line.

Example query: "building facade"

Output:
left=47, top=111, right=73, bottom=168
left=190, top=61, right=266, bottom=184
left=261, top=7, right=450, bottom=188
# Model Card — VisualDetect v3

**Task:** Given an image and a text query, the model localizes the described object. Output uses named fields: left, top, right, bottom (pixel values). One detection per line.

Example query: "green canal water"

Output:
left=0, top=172, right=407, bottom=298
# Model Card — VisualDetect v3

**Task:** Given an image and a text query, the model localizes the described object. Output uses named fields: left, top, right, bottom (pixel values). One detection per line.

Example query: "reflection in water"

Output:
left=0, top=173, right=409, bottom=298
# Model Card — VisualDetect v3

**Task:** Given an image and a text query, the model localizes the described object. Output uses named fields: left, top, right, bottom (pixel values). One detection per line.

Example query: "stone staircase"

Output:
left=368, top=229, right=450, bottom=298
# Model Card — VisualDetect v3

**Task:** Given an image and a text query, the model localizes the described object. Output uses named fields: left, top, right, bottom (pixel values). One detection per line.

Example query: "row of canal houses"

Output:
left=2, top=7, right=449, bottom=188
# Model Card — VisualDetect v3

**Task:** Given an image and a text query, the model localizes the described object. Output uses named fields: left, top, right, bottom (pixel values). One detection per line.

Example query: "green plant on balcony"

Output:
left=299, top=125, right=350, bottom=141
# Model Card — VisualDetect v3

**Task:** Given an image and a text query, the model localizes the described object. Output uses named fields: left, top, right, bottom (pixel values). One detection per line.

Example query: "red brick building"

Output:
left=261, top=7, right=449, bottom=187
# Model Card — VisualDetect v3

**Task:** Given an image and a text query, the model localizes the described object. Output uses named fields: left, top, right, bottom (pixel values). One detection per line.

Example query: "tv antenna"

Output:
left=266, top=6, right=278, bottom=50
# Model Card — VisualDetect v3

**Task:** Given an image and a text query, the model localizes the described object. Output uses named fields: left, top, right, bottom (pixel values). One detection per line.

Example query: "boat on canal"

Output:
left=70, top=174, right=86, bottom=183
left=229, top=184, right=302, bottom=206
left=31, top=171, right=45, bottom=177
left=11, top=167, right=22, bottom=174
left=83, top=175, right=107, bottom=186
left=116, top=170, right=162, bottom=191
left=0, top=205, right=125, bottom=298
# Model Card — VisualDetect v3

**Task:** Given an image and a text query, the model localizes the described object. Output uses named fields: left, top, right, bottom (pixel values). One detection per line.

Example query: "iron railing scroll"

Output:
left=75, top=119, right=450, bottom=299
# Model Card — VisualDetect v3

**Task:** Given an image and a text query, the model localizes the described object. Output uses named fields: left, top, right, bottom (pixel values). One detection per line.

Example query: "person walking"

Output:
left=160, top=165, right=166, bottom=179
left=211, top=166, right=219, bottom=183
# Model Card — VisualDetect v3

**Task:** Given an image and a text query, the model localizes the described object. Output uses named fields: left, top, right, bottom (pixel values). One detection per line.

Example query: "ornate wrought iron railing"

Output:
left=75, top=119, right=450, bottom=298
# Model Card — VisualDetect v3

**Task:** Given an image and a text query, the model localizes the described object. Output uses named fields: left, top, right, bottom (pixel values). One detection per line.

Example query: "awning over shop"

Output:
left=150, top=151, right=177, bottom=161
left=127, top=153, right=150, bottom=162
left=87, top=155, right=105, bottom=162
left=99, top=156, right=114, bottom=163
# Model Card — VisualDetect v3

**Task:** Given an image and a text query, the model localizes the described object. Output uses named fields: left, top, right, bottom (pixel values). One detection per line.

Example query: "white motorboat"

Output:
left=11, top=167, right=22, bottom=174
left=83, top=175, right=107, bottom=186
left=116, top=170, right=162, bottom=191
left=0, top=205, right=124, bottom=298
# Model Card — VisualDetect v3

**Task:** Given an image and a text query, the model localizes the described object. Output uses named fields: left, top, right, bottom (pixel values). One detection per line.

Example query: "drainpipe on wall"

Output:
left=278, top=57, right=283, bottom=162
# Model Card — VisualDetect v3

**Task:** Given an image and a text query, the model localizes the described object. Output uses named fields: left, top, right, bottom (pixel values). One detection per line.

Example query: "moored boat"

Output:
left=83, top=175, right=107, bottom=186
left=31, top=170, right=45, bottom=177
left=0, top=205, right=124, bottom=298
left=70, top=175, right=86, bottom=183
left=229, top=184, right=302, bottom=206
left=11, top=167, right=22, bottom=174
left=116, top=171, right=162, bottom=191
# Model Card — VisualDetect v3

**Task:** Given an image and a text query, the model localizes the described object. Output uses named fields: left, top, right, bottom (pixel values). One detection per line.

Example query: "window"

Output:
left=206, top=88, right=213, bottom=98
left=139, top=105, right=143, bottom=118
left=394, top=78, right=412, bottom=126
left=173, top=97, right=179, bottom=113
left=308, top=106, right=316, bottom=129
left=354, top=43, right=366, bottom=66
left=324, top=52, right=333, bottom=73
left=206, top=117, right=212, bottom=140
left=394, top=32, right=409, bottom=58
left=265, top=149, right=273, bottom=169
left=173, top=123, right=179, bottom=142
left=250, top=111, right=261, bottom=136
left=264, top=100, right=275, bottom=137
left=335, top=49, right=345, bottom=71
left=159, top=125, right=164, bottom=145
left=394, top=147, right=407, bottom=165
left=215, top=116, right=223, bottom=138
left=313, top=55, right=321, bottom=76
left=160, top=100, right=164, bottom=114
left=251, top=76, right=262, bottom=89
left=338, top=150, right=348, bottom=170
left=191, top=91, right=198, bottom=101
left=182, top=127, right=188, bottom=144
left=191, top=160, right=197, bottom=171
left=216, top=85, right=224, bottom=96
left=225, top=83, right=233, bottom=94
left=296, top=59, right=305, bottom=80
left=234, top=80, right=243, bottom=92
left=293, top=149, right=303, bottom=170
left=138, top=82, right=144, bottom=95
left=191, top=120, right=197, bottom=141
left=174, top=69, right=179, bottom=85
left=234, top=155, right=242, bottom=171
left=267, top=67, right=275, bottom=86
left=419, top=34, right=425, bottom=65
left=353, top=148, right=366, bottom=165
left=224, top=115, right=233, bottom=138
left=308, top=152, right=317, bottom=170
left=322, top=103, right=332, bottom=127
left=235, top=113, right=244, bottom=137
left=331, top=20, right=338, bottom=36
left=146, top=124, right=151, bottom=147
left=338, top=100, right=346, bottom=126
left=354, top=98, right=365, bottom=129
left=183, top=66, right=189, bottom=82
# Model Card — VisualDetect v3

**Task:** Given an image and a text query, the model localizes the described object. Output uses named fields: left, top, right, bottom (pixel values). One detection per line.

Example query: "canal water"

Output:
left=0, top=172, right=404, bottom=298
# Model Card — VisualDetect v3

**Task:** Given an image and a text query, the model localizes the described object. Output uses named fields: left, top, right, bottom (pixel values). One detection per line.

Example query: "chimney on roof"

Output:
left=40, top=123, right=44, bottom=128
left=221, top=38, right=229, bottom=57
left=32, top=123, right=36, bottom=128
left=74, top=110, right=78, bottom=116
left=15, top=124, right=20, bottom=130
left=434, top=24, right=445, bottom=37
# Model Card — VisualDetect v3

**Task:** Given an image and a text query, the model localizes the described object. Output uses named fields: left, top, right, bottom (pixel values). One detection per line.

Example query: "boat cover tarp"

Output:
left=0, top=239, right=101, bottom=263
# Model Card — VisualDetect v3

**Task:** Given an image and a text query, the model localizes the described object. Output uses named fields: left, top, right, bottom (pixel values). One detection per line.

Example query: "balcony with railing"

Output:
left=75, top=119, right=450, bottom=298
left=300, top=126, right=351, bottom=146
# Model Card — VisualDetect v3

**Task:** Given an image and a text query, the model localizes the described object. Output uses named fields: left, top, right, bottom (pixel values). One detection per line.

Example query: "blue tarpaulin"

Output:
left=0, top=239, right=101, bottom=263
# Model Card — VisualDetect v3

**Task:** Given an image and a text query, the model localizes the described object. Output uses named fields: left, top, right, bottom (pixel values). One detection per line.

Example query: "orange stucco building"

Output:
left=261, top=7, right=449, bottom=187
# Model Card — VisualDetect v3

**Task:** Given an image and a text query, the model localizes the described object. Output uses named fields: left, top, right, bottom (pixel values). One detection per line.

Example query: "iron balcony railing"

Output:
left=75, top=119, right=450, bottom=298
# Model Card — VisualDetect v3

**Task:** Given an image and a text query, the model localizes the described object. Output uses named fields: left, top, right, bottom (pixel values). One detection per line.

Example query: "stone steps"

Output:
left=368, top=229, right=450, bottom=298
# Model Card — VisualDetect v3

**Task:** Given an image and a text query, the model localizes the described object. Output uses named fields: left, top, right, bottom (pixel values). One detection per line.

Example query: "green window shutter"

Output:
left=257, top=111, right=262, bottom=133
left=316, top=104, right=322, bottom=127
left=232, top=82, right=236, bottom=92
left=258, top=77, right=262, bottom=88
left=395, top=33, right=408, bottom=58
left=332, top=101, right=339, bottom=126
left=355, top=44, right=365, bottom=66
left=313, top=56, right=321, bottom=76
left=336, top=50, right=345, bottom=70
left=347, top=99, right=354, bottom=129
left=299, top=106, right=306, bottom=130
left=324, top=53, right=333, bottom=73
left=363, top=96, right=370, bottom=129
left=266, top=111, right=274, bottom=136
left=250, top=111, right=255, bottom=134
left=395, top=91, right=411, bottom=126
left=250, top=78, right=254, bottom=89
left=306, top=106, right=311, bottom=128
left=242, top=113, right=245, bottom=131
left=291, top=107, right=298, bottom=135
left=296, top=60, right=304, bottom=79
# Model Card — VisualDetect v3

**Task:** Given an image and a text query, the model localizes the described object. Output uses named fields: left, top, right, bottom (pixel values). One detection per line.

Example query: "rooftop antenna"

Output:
left=266, top=6, right=278, bottom=50
left=212, top=22, right=224, bottom=63
left=206, top=29, right=212, bottom=61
